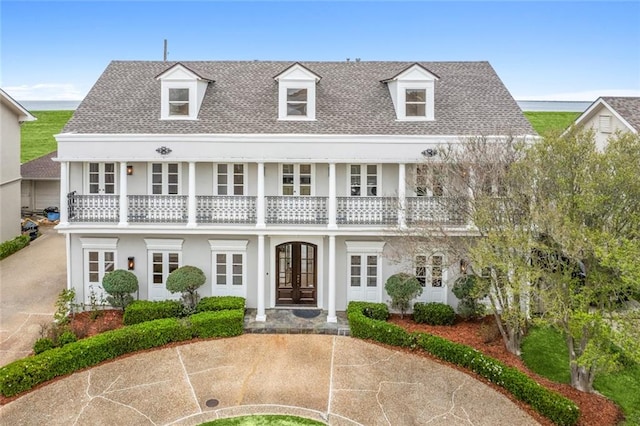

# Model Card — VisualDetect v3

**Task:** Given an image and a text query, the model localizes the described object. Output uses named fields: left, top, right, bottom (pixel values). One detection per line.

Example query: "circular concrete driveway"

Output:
left=0, top=334, right=539, bottom=425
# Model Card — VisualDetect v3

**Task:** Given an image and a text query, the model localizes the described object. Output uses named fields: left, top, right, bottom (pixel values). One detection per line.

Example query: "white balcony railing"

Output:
left=67, top=192, right=119, bottom=222
left=128, top=195, right=188, bottom=223
left=266, top=196, right=328, bottom=224
left=196, top=196, right=257, bottom=224
left=336, top=197, right=398, bottom=225
left=406, top=196, right=467, bottom=225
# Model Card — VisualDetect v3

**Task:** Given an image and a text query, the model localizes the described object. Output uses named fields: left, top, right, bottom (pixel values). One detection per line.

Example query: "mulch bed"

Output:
left=388, top=314, right=624, bottom=426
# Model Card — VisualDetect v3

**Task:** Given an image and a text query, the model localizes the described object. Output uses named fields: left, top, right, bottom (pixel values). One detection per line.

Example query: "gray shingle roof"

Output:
left=21, top=151, right=59, bottom=180
left=601, top=97, right=640, bottom=132
left=63, top=60, right=535, bottom=136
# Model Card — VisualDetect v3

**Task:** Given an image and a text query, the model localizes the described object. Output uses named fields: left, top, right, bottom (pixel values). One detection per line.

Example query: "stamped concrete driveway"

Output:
left=0, top=226, right=66, bottom=365
left=0, top=334, right=539, bottom=425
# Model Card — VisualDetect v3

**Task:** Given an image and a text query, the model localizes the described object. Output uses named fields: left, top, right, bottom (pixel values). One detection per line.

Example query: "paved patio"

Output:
left=244, top=309, right=350, bottom=335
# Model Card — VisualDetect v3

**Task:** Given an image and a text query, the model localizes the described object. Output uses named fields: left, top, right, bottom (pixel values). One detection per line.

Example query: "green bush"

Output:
left=33, top=338, right=54, bottom=354
left=123, top=300, right=183, bottom=325
left=413, top=302, right=456, bottom=325
left=0, top=235, right=30, bottom=260
left=189, top=309, right=244, bottom=338
left=384, top=273, right=423, bottom=318
left=196, top=296, right=246, bottom=313
left=166, top=265, right=206, bottom=312
left=58, top=330, right=78, bottom=346
left=102, top=269, right=139, bottom=309
left=347, top=302, right=415, bottom=347
left=451, top=275, right=487, bottom=320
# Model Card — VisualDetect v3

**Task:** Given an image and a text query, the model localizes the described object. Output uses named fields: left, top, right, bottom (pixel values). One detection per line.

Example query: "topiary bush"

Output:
left=102, top=269, right=139, bottom=309
left=413, top=302, right=456, bottom=325
left=123, top=300, right=183, bottom=325
left=384, top=273, right=423, bottom=318
left=196, top=296, right=246, bottom=313
left=452, top=274, right=488, bottom=320
left=166, top=265, right=206, bottom=313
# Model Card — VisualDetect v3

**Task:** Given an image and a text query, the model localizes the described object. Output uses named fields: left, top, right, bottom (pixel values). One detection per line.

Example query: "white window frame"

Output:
left=396, top=81, right=435, bottom=121
left=415, top=164, right=444, bottom=197
left=347, top=164, right=381, bottom=197
left=414, top=251, right=448, bottom=303
left=209, top=240, right=249, bottom=297
left=80, top=238, right=118, bottom=304
left=213, top=163, right=247, bottom=196
left=149, top=163, right=182, bottom=195
left=144, top=239, right=184, bottom=301
left=84, top=162, right=117, bottom=195
left=279, top=163, right=315, bottom=196
left=345, top=241, right=385, bottom=303
left=168, top=88, right=190, bottom=117
left=405, top=88, right=426, bottom=117
left=599, top=114, right=612, bottom=133
left=278, top=80, right=316, bottom=121
left=160, top=80, right=198, bottom=120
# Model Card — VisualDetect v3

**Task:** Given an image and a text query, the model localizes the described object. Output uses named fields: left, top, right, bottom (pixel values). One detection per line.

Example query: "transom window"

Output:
left=287, top=88, right=308, bottom=116
left=169, top=88, right=189, bottom=116
left=216, top=164, right=245, bottom=195
left=406, top=89, right=426, bottom=117
left=350, top=165, right=378, bottom=196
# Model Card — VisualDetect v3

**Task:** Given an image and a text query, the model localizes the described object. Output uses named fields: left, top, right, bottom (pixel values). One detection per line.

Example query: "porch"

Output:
left=243, top=309, right=350, bottom=335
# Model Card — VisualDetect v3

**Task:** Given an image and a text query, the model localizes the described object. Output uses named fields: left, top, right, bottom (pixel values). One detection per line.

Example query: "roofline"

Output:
left=570, top=97, right=638, bottom=134
left=273, top=62, right=322, bottom=82
left=0, top=88, right=36, bottom=122
left=380, top=63, right=441, bottom=83
left=154, top=62, right=214, bottom=82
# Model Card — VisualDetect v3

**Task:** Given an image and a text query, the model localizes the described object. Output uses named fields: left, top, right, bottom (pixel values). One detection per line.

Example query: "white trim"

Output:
left=346, top=163, right=381, bottom=197
left=0, top=88, right=36, bottom=122
left=148, top=162, right=182, bottom=195
left=208, top=239, right=249, bottom=251
left=570, top=98, right=638, bottom=135
left=144, top=238, right=184, bottom=250
left=210, top=240, right=249, bottom=298
left=278, top=163, right=315, bottom=196
left=79, top=237, right=119, bottom=249
left=345, top=241, right=385, bottom=253
left=213, top=163, right=248, bottom=195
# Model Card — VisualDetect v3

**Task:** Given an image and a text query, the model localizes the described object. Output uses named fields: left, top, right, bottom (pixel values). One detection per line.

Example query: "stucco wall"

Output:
left=0, top=102, right=23, bottom=242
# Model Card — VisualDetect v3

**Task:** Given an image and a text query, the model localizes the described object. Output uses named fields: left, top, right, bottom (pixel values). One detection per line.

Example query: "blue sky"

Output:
left=1, top=1, right=639, bottom=101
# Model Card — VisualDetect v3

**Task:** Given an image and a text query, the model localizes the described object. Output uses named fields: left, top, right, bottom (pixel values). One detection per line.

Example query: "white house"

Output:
left=54, top=60, right=535, bottom=322
left=571, top=96, right=640, bottom=150
left=21, top=151, right=61, bottom=215
left=0, top=89, right=35, bottom=243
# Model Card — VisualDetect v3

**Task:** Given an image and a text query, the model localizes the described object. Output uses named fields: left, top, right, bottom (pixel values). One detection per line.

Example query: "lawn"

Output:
left=20, top=110, right=73, bottom=163
left=523, top=111, right=581, bottom=135
left=522, top=326, right=640, bottom=425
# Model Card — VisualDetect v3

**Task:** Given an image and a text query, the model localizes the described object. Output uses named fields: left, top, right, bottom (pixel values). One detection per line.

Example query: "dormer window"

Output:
left=287, top=88, right=308, bottom=116
left=169, top=88, right=189, bottom=116
left=382, top=63, right=439, bottom=122
left=274, top=63, right=321, bottom=121
left=405, top=89, right=426, bottom=117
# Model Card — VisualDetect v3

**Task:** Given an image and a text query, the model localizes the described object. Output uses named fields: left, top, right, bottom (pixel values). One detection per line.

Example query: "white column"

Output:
left=118, top=162, right=128, bottom=226
left=398, top=163, right=407, bottom=229
left=59, top=161, right=69, bottom=225
left=256, top=162, right=266, bottom=228
left=256, top=234, right=266, bottom=321
left=187, top=161, right=197, bottom=227
left=328, top=163, right=337, bottom=229
left=327, top=235, right=337, bottom=323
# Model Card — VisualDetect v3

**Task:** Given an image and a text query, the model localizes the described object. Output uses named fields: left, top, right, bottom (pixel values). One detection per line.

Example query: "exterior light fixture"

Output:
left=156, top=146, right=172, bottom=156
left=127, top=165, right=134, bottom=175
left=421, top=148, right=438, bottom=157
left=128, top=257, right=135, bottom=270
left=460, top=259, right=468, bottom=274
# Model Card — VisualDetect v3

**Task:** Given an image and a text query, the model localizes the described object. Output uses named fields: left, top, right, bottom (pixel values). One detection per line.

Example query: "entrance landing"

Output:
left=243, top=309, right=350, bottom=335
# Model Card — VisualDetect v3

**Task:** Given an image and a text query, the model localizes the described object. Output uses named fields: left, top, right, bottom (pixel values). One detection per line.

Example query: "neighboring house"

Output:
left=571, top=96, right=640, bottom=150
left=0, top=89, right=35, bottom=243
left=20, top=151, right=61, bottom=215
left=54, top=60, right=535, bottom=321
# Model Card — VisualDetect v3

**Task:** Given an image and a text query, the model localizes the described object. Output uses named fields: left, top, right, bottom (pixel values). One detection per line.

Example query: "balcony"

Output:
left=67, top=193, right=467, bottom=227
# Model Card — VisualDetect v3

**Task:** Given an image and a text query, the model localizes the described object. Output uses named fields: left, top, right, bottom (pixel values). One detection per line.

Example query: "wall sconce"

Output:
left=127, top=165, right=134, bottom=175
left=460, top=259, right=468, bottom=274
left=128, top=257, right=135, bottom=270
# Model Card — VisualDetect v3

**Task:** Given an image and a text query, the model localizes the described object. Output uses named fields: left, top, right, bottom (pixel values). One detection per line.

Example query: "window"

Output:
left=80, top=238, right=118, bottom=304
left=209, top=240, right=248, bottom=297
left=432, top=255, right=443, bottom=287
left=216, top=164, right=245, bottom=195
left=281, top=164, right=312, bottom=196
left=346, top=241, right=385, bottom=302
left=599, top=115, right=612, bottom=133
left=145, top=238, right=184, bottom=301
left=350, top=165, right=378, bottom=196
left=350, top=255, right=378, bottom=287
left=287, top=88, right=307, bottom=116
left=152, top=252, right=180, bottom=285
left=215, top=253, right=243, bottom=286
left=406, top=89, right=426, bottom=117
left=415, top=164, right=443, bottom=196
left=169, top=88, right=189, bottom=116
left=415, top=255, right=427, bottom=287
left=88, top=163, right=116, bottom=194
left=151, top=163, right=180, bottom=195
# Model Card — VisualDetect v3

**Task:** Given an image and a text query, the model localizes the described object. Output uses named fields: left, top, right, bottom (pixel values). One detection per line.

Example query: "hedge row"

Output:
left=0, top=309, right=244, bottom=397
left=0, top=235, right=30, bottom=260
left=346, top=302, right=580, bottom=426
left=123, top=296, right=245, bottom=325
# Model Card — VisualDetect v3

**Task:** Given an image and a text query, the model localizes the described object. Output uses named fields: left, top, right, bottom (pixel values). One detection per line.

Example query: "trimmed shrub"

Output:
left=189, top=309, right=244, bottom=338
left=385, top=273, right=422, bottom=318
left=33, top=338, right=54, bottom=355
left=413, top=302, right=456, bottom=325
left=196, top=296, right=246, bottom=313
left=58, top=330, right=78, bottom=346
left=102, top=269, right=139, bottom=309
left=452, top=275, right=487, bottom=320
left=0, top=235, right=30, bottom=260
left=123, top=300, right=183, bottom=325
left=347, top=302, right=415, bottom=347
left=166, top=265, right=206, bottom=312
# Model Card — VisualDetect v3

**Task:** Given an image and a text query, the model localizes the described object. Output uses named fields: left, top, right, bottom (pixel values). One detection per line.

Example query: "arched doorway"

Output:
left=276, top=242, right=317, bottom=305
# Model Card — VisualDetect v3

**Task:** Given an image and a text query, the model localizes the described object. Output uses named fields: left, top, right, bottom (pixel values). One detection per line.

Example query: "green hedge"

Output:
left=413, top=302, right=456, bottom=325
left=196, top=296, right=246, bottom=313
left=0, top=309, right=245, bottom=397
left=347, top=302, right=579, bottom=426
left=0, top=235, right=30, bottom=260
left=123, top=300, right=184, bottom=325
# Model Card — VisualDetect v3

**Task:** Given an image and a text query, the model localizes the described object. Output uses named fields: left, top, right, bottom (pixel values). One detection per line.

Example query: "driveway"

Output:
left=0, top=334, right=539, bottom=425
left=0, top=226, right=66, bottom=365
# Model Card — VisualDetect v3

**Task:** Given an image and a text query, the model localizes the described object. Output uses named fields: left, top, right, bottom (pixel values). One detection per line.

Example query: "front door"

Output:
left=276, top=242, right=317, bottom=305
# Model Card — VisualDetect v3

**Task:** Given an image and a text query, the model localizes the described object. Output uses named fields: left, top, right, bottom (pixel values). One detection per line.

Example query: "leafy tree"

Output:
left=102, top=269, right=138, bottom=309
left=166, top=265, right=206, bottom=313
left=384, top=273, right=422, bottom=318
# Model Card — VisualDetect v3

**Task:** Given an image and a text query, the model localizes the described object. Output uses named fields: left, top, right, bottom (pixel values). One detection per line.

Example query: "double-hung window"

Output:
left=406, top=89, right=426, bottom=117
left=169, top=88, right=189, bottom=116
left=287, top=88, right=308, bottom=117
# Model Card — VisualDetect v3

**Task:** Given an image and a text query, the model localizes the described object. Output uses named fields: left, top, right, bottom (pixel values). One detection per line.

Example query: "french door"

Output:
left=281, top=164, right=313, bottom=195
left=84, top=249, right=115, bottom=303
left=276, top=242, right=317, bottom=305
left=88, top=162, right=116, bottom=194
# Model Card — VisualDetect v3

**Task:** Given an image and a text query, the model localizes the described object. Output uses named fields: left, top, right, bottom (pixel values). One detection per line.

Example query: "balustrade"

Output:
left=406, top=196, right=467, bottom=225
left=336, top=197, right=398, bottom=225
left=266, top=196, right=328, bottom=224
left=128, top=195, right=188, bottom=223
left=196, top=196, right=257, bottom=224
left=67, top=192, right=119, bottom=222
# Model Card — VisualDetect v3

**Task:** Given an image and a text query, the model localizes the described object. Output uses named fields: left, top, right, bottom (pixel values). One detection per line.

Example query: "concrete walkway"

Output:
left=0, top=334, right=539, bottom=425
left=0, top=226, right=66, bottom=366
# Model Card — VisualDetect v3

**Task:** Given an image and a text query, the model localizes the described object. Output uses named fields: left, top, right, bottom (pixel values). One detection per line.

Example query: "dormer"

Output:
left=156, top=63, right=212, bottom=120
left=382, top=63, right=439, bottom=121
left=274, top=63, right=321, bottom=121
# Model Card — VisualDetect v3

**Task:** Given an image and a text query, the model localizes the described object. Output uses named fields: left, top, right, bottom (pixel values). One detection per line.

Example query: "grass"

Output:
left=199, top=415, right=325, bottom=425
left=522, top=326, right=640, bottom=425
left=20, top=110, right=73, bottom=163
left=523, top=111, right=581, bottom=135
